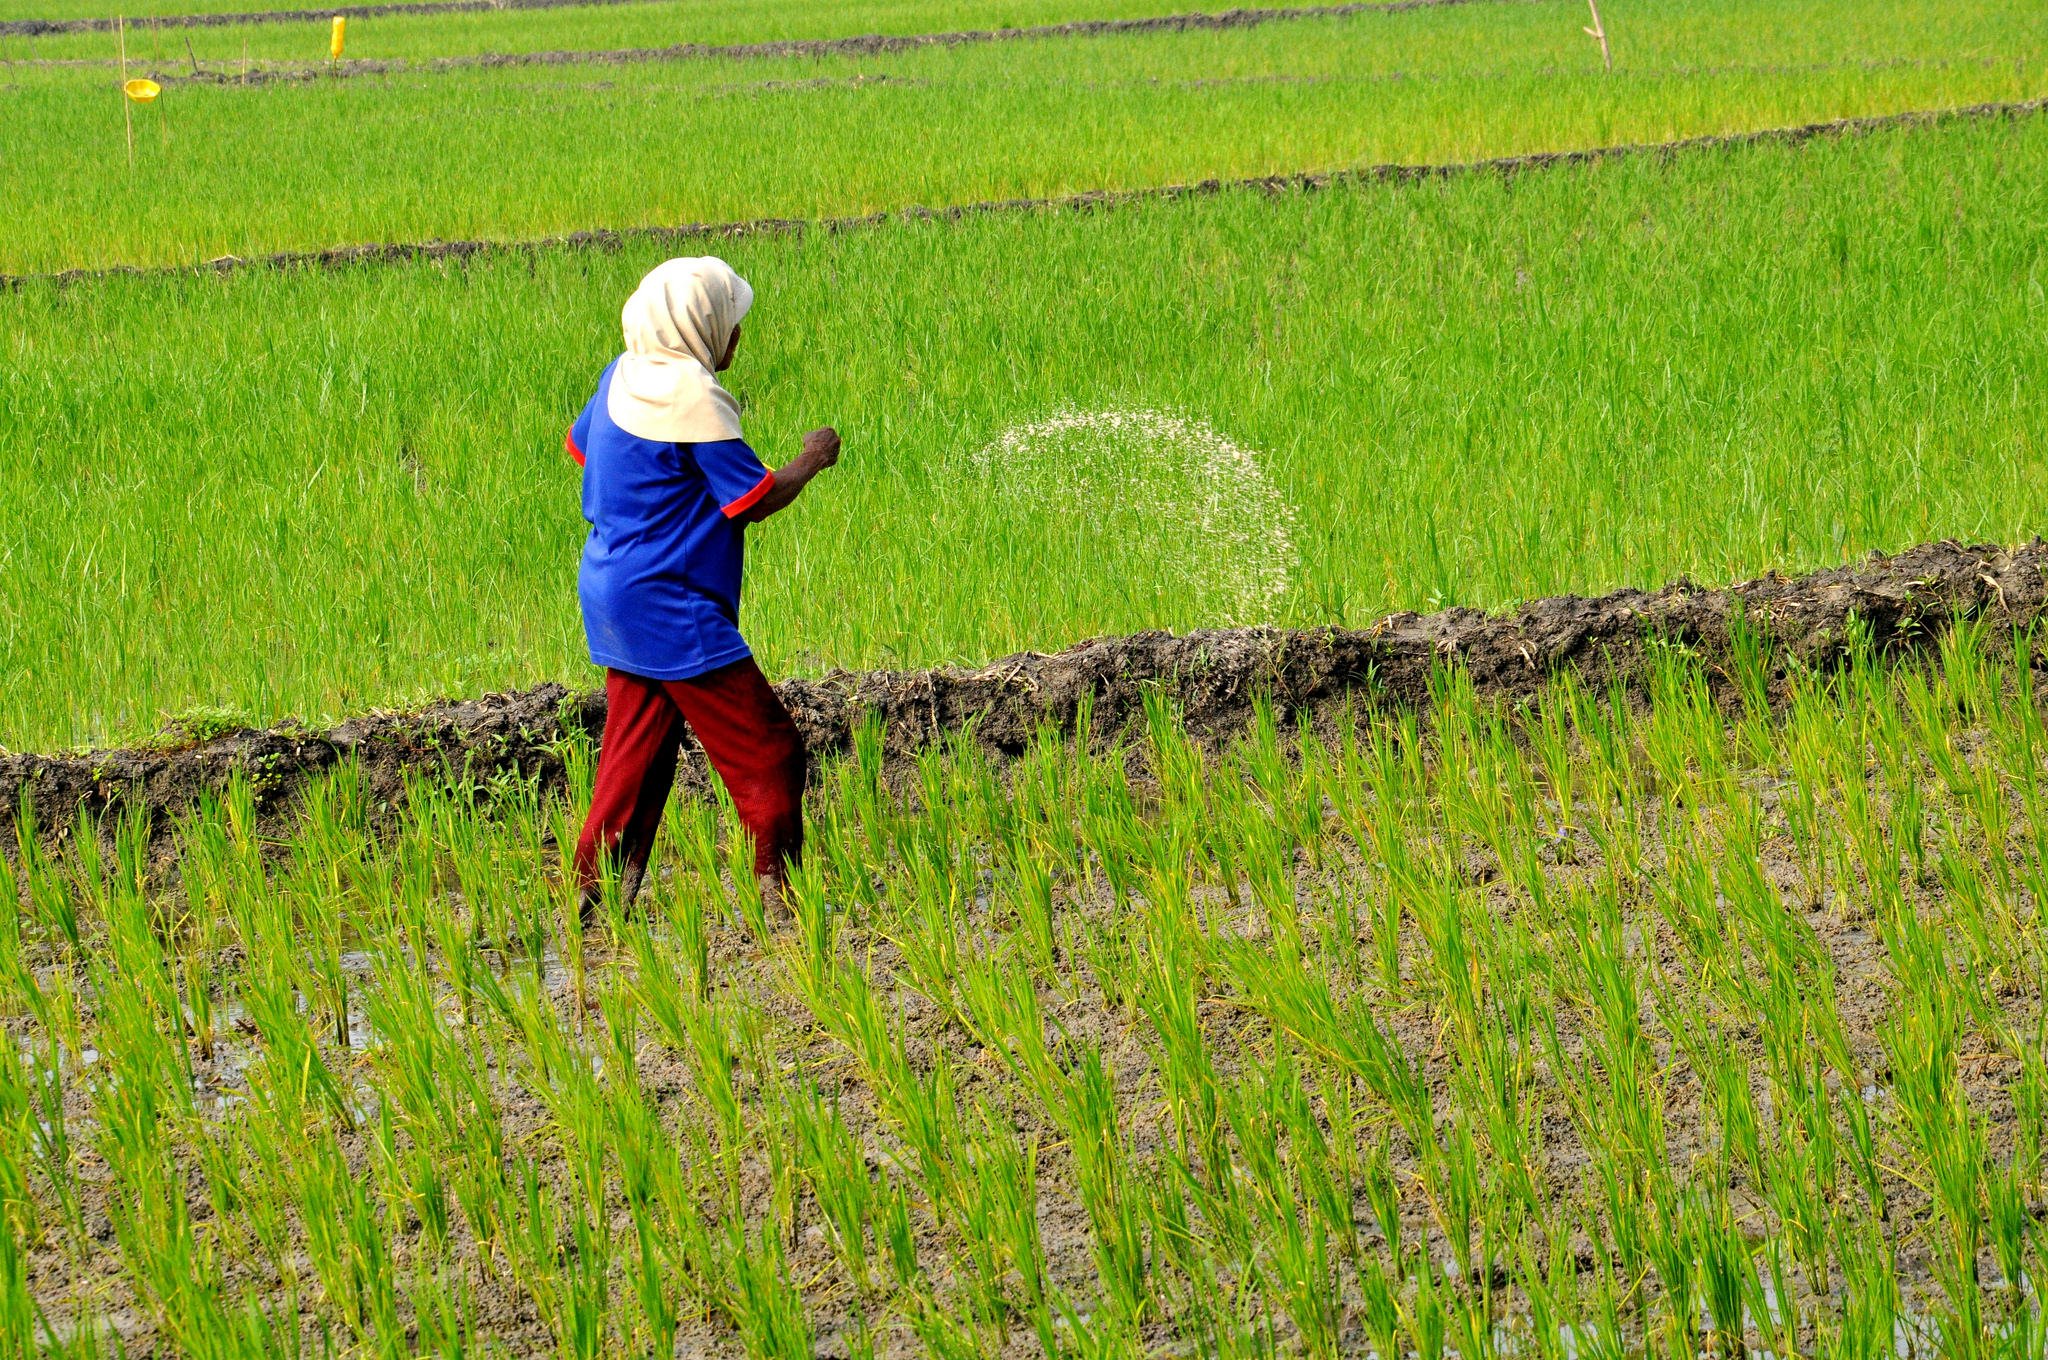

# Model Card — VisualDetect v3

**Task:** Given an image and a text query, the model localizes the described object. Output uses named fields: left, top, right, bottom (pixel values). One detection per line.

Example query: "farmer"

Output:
left=565, top=256, right=840, bottom=919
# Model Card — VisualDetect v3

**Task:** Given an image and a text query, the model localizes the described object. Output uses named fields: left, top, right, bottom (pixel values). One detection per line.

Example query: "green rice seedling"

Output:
left=1987, top=1155, right=2031, bottom=1299
left=1310, top=1071, right=1364, bottom=1266
left=1754, top=1054, right=1828, bottom=1223
left=13, top=802, right=78, bottom=960
left=998, top=830, right=1060, bottom=975
left=1218, top=1047, right=1339, bottom=1356
left=1243, top=697, right=1326, bottom=855
left=1422, top=1112, right=1482, bottom=1288
left=1640, top=1181, right=1701, bottom=1357
left=1886, top=993, right=1991, bottom=1352
left=1135, top=909, right=1221, bottom=1188
left=817, top=795, right=883, bottom=921
left=719, top=1207, right=812, bottom=1360
left=1356, top=1251, right=1402, bottom=1359
left=1219, top=939, right=1432, bottom=1151
left=226, top=1120, right=303, bottom=1299
left=1569, top=682, right=1647, bottom=896
left=504, top=1158, right=612, bottom=1360
left=1401, top=1257, right=1450, bottom=1360
left=1826, top=1220, right=1903, bottom=1359
left=241, top=965, right=357, bottom=1132
left=889, top=846, right=970, bottom=1028
left=1361, top=1130, right=1405, bottom=1276
left=1144, top=688, right=1207, bottom=820
left=953, top=1103, right=1050, bottom=1347
left=406, top=1262, right=478, bottom=1360
left=170, top=797, right=236, bottom=1066
left=773, top=849, right=838, bottom=1003
left=1689, top=1185, right=1752, bottom=1360
left=1060, top=1046, right=1149, bottom=1326
left=1748, top=1233, right=1803, bottom=1360
left=818, top=963, right=965, bottom=1211
left=298, top=770, right=387, bottom=997
left=620, top=1179, right=682, bottom=1355
left=2009, top=1041, right=2047, bottom=1195
left=789, top=1082, right=875, bottom=1295
left=0, top=1190, right=35, bottom=1357
left=954, top=946, right=1056, bottom=1103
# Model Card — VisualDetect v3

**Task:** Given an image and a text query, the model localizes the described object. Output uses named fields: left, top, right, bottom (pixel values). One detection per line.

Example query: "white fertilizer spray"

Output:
left=973, top=409, right=1297, bottom=626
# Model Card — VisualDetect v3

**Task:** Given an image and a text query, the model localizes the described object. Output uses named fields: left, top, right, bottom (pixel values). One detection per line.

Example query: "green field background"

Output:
left=3, top=114, right=2043, bottom=749
left=5, top=0, right=2043, bottom=273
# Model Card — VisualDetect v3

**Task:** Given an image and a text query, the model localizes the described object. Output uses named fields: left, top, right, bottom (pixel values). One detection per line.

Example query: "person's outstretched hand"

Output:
left=803, top=426, right=841, bottom=469
left=742, top=427, right=841, bottom=522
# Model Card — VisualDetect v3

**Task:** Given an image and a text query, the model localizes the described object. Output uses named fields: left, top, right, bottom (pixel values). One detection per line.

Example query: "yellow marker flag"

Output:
left=122, top=77, right=161, bottom=102
left=330, top=15, right=346, bottom=59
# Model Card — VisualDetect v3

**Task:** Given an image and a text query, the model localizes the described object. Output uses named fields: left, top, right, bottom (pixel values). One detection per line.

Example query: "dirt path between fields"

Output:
left=1, top=0, right=1488, bottom=41
left=6, top=538, right=2044, bottom=848
left=5, top=98, right=2042, bottom=293
left=66, top=0, right=1506, bottom=82
left=3, top=0, right=673, bottom=37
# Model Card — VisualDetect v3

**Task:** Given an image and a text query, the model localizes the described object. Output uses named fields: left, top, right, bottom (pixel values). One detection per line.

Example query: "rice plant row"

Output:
left=4, top=623, right=2048, bottom=1356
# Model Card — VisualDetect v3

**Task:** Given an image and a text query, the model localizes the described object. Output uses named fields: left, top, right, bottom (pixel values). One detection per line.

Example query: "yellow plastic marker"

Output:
left=330, top=15, right=345, bottom=60
left=122, top=76, right=160, bottom=102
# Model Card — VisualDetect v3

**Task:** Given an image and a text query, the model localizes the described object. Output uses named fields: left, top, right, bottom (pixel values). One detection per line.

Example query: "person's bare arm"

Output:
left=739, top=427, right=840, bottom=524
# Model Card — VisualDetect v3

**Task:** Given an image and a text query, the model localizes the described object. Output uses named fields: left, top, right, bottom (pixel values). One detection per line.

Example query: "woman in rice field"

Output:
left=564, top=256, right=840, bottom=920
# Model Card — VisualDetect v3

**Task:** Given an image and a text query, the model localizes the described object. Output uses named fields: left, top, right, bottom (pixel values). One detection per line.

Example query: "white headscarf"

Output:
left=606, top=257, right=754, bottom=444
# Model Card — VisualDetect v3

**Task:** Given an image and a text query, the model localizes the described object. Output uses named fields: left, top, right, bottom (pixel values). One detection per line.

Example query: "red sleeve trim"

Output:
left=564, top=428, right=586, bottom=467
left=721, top=468, right=775, bottom=518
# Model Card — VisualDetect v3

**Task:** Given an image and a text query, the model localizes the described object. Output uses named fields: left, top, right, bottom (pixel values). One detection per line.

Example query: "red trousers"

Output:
left=573, top=658, right=807, bottom=896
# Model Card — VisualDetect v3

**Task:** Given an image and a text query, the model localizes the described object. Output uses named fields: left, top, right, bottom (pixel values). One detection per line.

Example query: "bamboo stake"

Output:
left=1584, top=0, right=1611, bottom=71
left=118, top=16, right=133, bottom=171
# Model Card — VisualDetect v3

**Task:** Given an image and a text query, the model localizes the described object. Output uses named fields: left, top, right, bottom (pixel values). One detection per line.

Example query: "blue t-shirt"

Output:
left=567, top=361, right=775, bottom=681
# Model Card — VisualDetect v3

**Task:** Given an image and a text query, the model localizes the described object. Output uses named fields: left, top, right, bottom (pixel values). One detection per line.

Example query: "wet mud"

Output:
left=6, top=97, right=2041, bottom=293
left=6, top=537, right=2044, bottom=848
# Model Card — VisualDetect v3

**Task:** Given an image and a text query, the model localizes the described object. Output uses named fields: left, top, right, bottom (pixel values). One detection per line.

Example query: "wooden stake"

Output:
left=118, top=16, right=134, bottom=171
left=1584, top=0, right=1611, bottom=71
left=184, top=33, right=200, bottom=78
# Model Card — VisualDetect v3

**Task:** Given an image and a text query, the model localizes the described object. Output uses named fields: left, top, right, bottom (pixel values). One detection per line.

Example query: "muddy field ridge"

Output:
left=6, top=537, right=2046, bottom=845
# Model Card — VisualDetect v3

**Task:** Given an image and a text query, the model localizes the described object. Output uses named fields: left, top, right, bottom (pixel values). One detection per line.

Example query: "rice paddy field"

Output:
left=9, top=0, right=2048, bottom=1353
left=10, top=631, right=2048, bottom=1356
left=6, top=0, right=2046, bottom=272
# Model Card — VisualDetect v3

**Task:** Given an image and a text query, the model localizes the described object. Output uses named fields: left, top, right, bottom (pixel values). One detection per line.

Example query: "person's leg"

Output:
left=573, top=669, right=683, bottom=914
left=665, top=657, right=808, bottom=896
